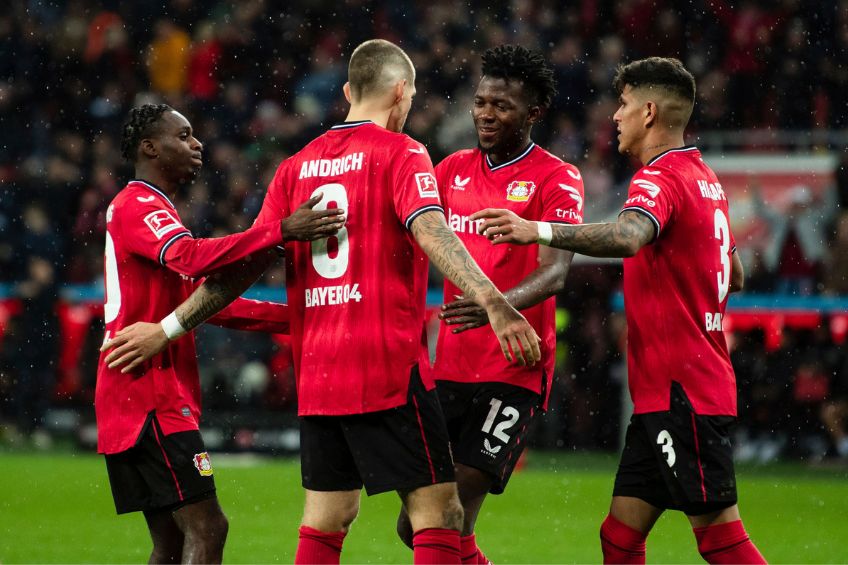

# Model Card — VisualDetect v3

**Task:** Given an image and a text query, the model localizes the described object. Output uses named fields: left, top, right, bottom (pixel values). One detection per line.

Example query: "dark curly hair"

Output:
left=481, top=44, right=557, bottom=109
left=120, top=103, right=172, bottom=161
left=613, top=57, right=695, bottom=103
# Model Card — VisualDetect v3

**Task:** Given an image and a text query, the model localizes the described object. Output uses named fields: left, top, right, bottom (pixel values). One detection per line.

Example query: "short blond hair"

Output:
left=348, top=39, right=415, bottom=101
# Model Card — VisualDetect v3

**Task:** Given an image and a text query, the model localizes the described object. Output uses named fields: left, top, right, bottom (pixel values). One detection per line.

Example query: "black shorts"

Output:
left=613, top=382, right=738, bottom=516
left=437, top=379, right=542, bottom=494
left=300, top=366, right=455, bottom=496
left=105, top=413, right=217, bottom=515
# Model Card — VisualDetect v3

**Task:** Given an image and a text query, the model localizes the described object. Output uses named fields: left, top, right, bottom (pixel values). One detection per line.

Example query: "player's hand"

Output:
left=281, top=193, right=346, bottom=242
left=484, top=299, right=541, bottom=366
left=470, top=208, right=537, bottom=245
left=440, top=295, right=488, bottom=334
left=100, top=322, right=170, bottom=373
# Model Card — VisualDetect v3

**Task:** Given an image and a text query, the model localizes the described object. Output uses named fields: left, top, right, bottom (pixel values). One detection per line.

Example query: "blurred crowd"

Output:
left=2, top=0, right=848, bottom=457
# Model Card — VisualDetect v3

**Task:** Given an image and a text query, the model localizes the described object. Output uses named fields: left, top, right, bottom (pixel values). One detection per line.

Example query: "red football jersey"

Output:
left=254, top=121, right=443, bottom=416
left=432, top=145, right=584, bottom=405
left=96, top=179, right=289, bottom=454
left=620, top=146, right=737, bottom=415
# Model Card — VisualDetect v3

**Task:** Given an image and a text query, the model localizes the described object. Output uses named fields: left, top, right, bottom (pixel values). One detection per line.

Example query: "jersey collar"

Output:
left=129, top=179, right=177, bottom=209
left=646, top=145, right=698, bottom=166
left=484, top=142, right=536, bottom=172
left=330, top=120, right=373, bottom=130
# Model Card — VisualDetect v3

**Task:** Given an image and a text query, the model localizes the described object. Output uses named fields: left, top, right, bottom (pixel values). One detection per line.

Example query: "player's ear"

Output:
left=526, top=105, right=542, bottom=126
left=393, top=79, right=406, bottom=105
left=343, top=82, right=352, bottom=104
left=644, top=101, right=658, bottom=129
left=140, top=138, right=158, bottom=159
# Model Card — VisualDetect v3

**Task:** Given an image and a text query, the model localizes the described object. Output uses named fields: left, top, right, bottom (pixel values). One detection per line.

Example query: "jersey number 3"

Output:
left=714, top=209, right=730, bottom=302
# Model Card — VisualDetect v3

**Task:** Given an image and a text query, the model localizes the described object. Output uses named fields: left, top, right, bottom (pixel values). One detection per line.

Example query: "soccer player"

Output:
left=98, top=104, right=343, bottom=564
left=472, top=58, right=767, bottom=564
left=395, top=45, right=583, bottom=565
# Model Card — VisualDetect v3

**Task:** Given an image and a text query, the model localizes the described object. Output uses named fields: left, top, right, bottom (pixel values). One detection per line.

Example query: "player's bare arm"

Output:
left=471, top=208, right=655, bottom=258
left=409, top=210, right=541, bottom=365
left=442, top=246, right=573, bottom=334
left=101, top=250, right=276, bottom=372
left=729, top=250, right=744, bottom=293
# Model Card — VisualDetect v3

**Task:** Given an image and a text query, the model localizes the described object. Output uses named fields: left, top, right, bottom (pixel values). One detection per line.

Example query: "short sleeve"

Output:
left=434, top=158, right=450, bottom=204
left=620, top=167, right=676, bottom=241
left=254, top=161, right=290, bottom=227
left=119, top=197, right=192, bottom=265
left=391, top=140, right=444, bottom=230
left=541, top=163, right=584, bottom=225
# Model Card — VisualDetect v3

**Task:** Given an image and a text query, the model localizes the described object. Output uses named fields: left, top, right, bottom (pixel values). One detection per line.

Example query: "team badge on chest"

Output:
left=506, top=181, right=536, bottom=202
left=193, top=452, right=214, bottom=476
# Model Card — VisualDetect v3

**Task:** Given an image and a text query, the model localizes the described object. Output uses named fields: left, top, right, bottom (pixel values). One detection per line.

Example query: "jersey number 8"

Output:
left=310, top=184, right=349, bottom=279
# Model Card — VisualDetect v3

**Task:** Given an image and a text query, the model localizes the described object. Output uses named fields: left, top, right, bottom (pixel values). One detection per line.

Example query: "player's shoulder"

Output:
left=636, top=146, right=703, bottom=182
left=438, top=148, right=479, bottom=170
left=379, top=129, right=429, bottom=156
left=530, top=145, right=583, bottom=184
left=110, top=180, right=173, bottom=214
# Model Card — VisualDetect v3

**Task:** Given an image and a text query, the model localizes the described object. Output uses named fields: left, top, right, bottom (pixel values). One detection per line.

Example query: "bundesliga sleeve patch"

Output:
left=193, top=452, right=214, bottom=476
left=143, top=210, right=184, bottom=240
left=415, top=172, right=439, bottom=198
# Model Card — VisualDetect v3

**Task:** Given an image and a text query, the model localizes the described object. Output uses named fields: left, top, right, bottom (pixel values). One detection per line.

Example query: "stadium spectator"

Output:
left=8, top=256, right=59, bottom=448
left=472, top=57, right=766, bottom=564
left=146, top=20, right=191, bottom=97
left=823, top=213, right=848, bottom=295
left=820, top=351, right=848, bottom=460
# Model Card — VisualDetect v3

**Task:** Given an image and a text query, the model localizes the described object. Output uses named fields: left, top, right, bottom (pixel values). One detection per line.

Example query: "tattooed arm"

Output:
left=410, top=210, right=541, bottom=365
left=101, top=250, right=276, bottom=372
left=470, top=208, right=655, bottom=258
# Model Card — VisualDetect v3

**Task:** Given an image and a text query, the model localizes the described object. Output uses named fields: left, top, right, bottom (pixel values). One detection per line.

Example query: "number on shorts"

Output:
left=657, top=429, right=676, bottom=467
left=482, top=398, right=520, bottom=443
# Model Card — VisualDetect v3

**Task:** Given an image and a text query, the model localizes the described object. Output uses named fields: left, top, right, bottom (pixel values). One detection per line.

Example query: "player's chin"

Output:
left=476, top=138, right=498, bottom=153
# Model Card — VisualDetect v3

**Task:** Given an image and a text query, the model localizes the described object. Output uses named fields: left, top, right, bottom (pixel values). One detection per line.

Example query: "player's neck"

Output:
left=637, top=133, right=686, bottom=165
left=345, top=105, right=390, bottom=130
left=487, top=136, right=532, bottom=166
left=134, top=167, right=177, bottom=199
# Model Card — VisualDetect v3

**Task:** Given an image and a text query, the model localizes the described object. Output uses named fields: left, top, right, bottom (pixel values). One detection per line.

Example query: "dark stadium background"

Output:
left=2, top=0, right=848, bottom=466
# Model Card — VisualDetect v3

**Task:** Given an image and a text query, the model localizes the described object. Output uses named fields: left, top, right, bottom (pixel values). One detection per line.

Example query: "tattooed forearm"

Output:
left=549, top=211, right=656, bottom=258
left=175, top=250, right=276, bottom=330
left=411, top=211, right=499, bottom=307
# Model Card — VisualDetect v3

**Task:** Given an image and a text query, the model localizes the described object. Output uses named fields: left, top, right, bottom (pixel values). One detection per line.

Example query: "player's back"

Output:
left=622, top=147, right=736, bottom=416
left=258, top=121, right=443, bottom=416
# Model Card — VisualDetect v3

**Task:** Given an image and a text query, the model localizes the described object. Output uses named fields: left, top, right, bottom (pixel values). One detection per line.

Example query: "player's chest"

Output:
left=442, top=169, right=543, bottom=217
